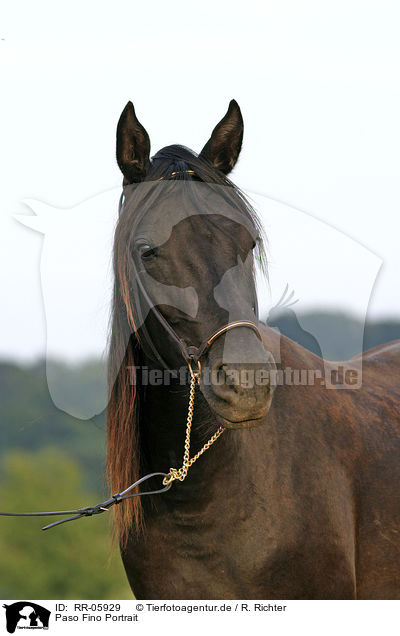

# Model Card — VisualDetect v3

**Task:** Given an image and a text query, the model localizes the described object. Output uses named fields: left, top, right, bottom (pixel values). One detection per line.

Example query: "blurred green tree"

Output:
left=0, top=448, right=132, bottom=599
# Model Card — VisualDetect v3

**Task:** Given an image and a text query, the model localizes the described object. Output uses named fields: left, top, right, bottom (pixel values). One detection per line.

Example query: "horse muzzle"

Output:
left=199, top=329, right=277, bottom=428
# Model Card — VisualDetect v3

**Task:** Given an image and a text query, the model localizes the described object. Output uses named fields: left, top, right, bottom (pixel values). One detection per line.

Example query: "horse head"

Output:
left=112, top=100, right=276, bottom=429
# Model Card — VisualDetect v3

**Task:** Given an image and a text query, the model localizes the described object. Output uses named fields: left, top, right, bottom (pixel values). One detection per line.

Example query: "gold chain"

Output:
left=162, top=369, right=224, bottom=486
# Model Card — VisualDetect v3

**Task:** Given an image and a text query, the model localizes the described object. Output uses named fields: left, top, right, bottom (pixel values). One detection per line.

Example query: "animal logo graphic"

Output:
left=2, top=602, right=50, bottom=633
left=15, top=186, right=382, bottom=414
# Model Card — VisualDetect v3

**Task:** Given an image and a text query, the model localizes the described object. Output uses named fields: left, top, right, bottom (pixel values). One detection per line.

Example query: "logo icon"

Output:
left=2, top=602, right=50, bottom=633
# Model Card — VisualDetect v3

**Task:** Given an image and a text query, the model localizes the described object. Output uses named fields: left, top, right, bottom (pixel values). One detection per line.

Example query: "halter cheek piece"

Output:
left=0, top=176, right=263, bottom=530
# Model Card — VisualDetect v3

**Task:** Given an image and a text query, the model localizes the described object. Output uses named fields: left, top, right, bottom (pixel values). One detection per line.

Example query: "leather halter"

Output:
left=0, top=181, right=264, bottom=530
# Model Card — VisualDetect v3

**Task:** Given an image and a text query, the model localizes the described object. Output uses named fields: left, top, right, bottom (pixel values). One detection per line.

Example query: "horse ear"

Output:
left=199, top=100, right=244, bottom=175
left=116, top=102, right=151, bottom=183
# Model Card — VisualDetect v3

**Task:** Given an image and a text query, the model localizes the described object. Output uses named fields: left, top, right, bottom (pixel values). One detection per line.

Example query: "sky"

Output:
left=1, top=0, right=400, bottom=362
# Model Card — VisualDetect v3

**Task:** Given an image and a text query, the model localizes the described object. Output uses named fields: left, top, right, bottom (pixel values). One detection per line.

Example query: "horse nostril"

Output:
left=210, top=361, right=242, bottom=399
left=214, top=363, right=239, bottom=392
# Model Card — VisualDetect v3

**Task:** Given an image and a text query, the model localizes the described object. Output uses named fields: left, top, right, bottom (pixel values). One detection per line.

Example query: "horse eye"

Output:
left=137, top=243, right=157, bottom=261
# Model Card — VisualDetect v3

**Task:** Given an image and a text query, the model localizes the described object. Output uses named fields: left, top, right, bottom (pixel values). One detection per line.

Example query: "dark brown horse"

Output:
left=107, top=100, right=400, bottom=599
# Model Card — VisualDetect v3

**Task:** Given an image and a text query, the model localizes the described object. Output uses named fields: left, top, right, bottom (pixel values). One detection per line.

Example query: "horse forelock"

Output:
left=143, top=145, right=267, bottom=275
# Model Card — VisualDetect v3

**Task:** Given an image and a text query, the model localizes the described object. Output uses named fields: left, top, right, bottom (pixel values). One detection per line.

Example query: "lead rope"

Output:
left=0, top=364, right=224, bottom=530
left=163, top=366, right=224, bottom=486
